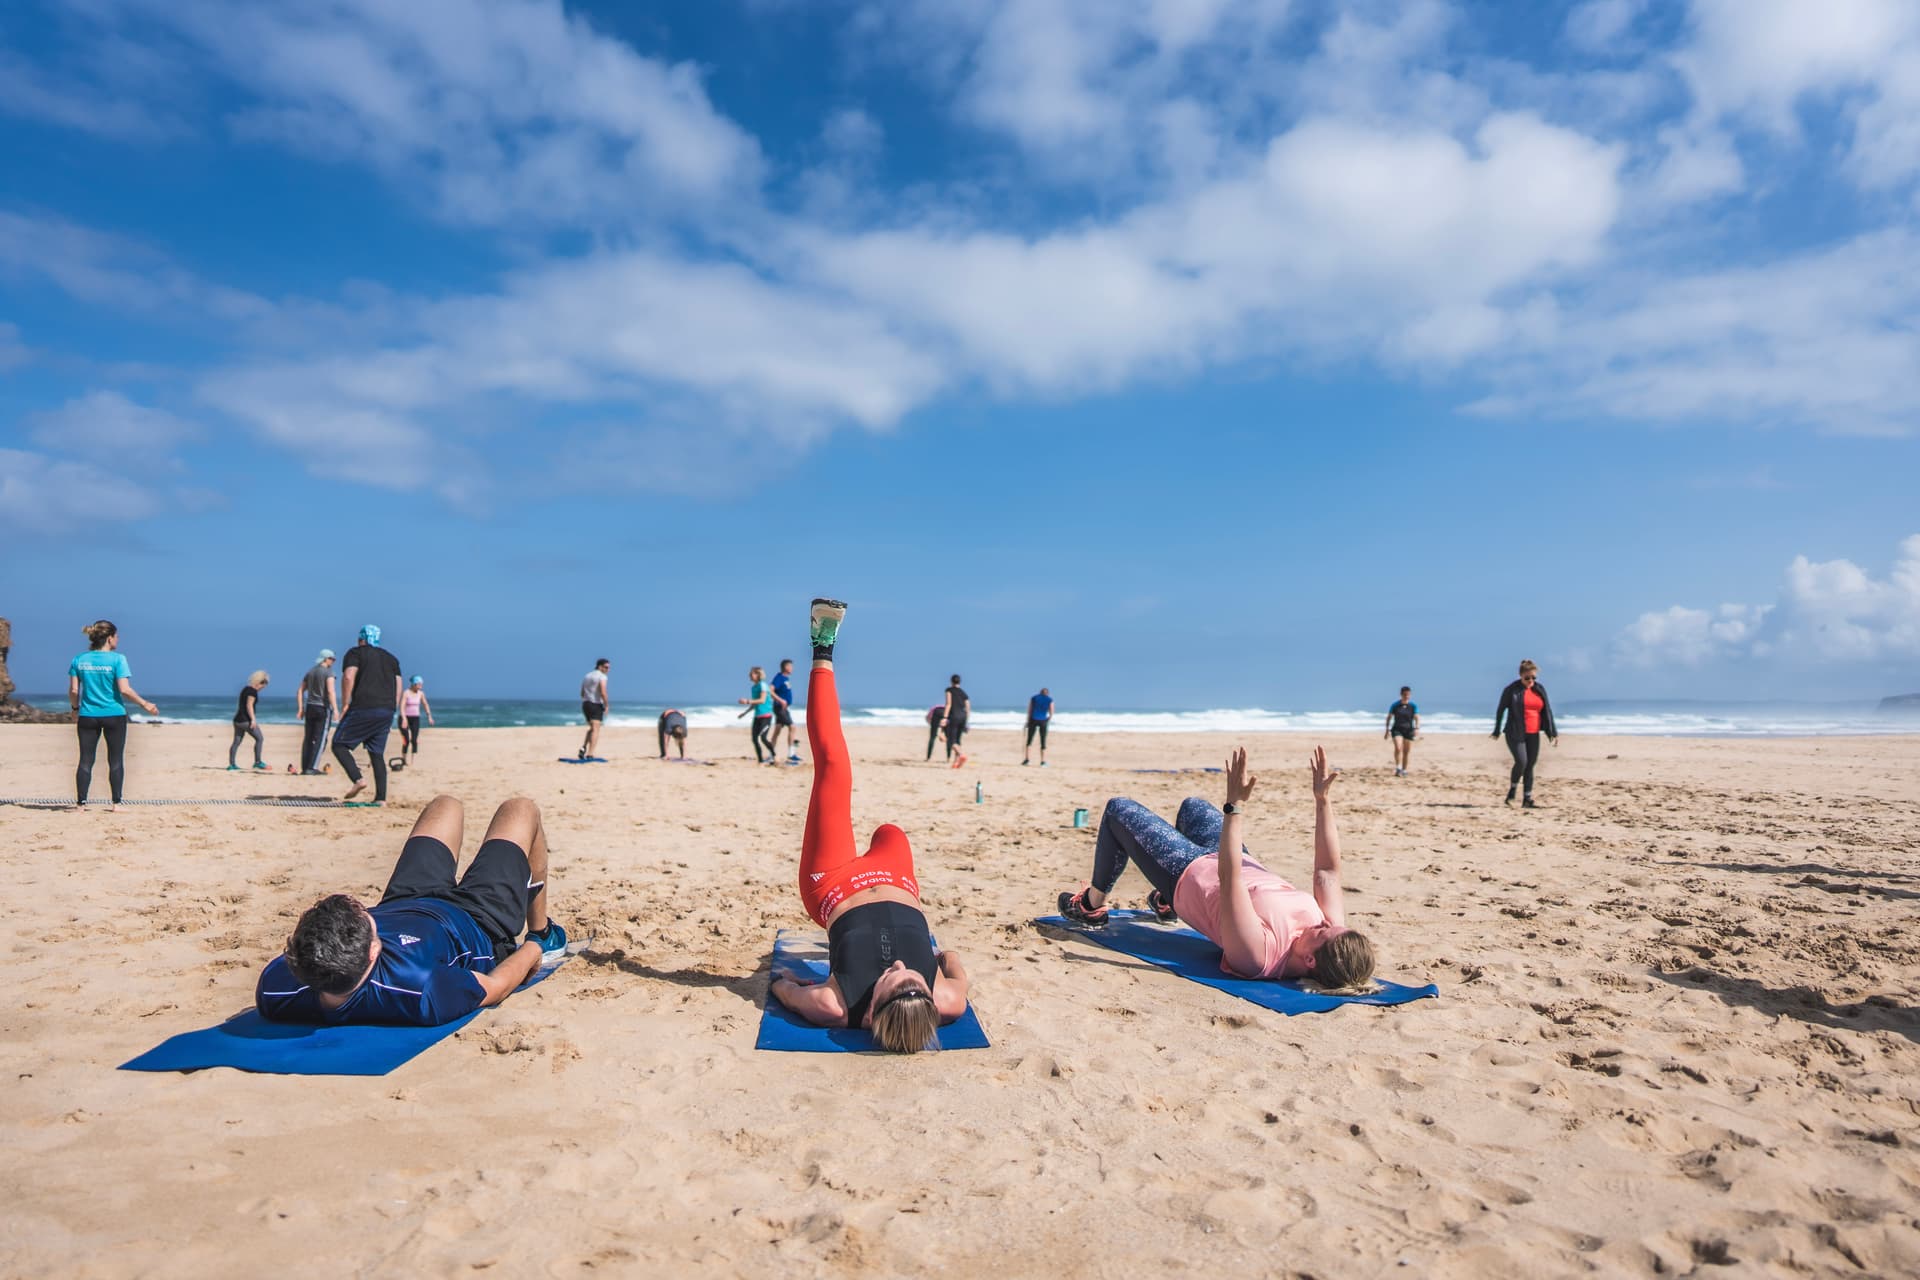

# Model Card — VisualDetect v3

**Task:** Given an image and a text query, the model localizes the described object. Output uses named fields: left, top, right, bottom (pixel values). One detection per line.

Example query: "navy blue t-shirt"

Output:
left=1028, top=693, right=1054, bottom=722
left=770, top=671, right=794, bottom=709
left=1388, top=701, right=1419, bottom=732
left=256, top=898, right=498, bottom=1026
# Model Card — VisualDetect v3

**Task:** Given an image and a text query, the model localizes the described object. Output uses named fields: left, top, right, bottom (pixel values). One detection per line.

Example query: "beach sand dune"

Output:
left=2, top=723, right=1916, bottom=1277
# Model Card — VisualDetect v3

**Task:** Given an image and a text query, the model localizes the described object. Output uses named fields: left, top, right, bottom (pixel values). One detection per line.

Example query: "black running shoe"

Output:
left=1145, top=888, right=1177, bottom=923
left=1522, top=797, right=1538, bottom=809
left=1057, top=888, right=1108, bottom=926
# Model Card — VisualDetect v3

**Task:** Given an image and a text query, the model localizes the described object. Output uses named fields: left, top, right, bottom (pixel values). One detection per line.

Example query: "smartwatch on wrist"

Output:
left=1222, top=802, right=1242, bottom=816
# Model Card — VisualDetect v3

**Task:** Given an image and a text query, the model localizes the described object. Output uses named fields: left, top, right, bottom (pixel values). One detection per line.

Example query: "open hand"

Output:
left=1224, top=747, right=1258, bottom=805
left=1310, top=745, right=1339, bottom=797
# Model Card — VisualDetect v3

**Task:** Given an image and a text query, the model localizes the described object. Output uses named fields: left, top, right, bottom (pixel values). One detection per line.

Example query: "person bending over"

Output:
left=770, top=600, right=972, bottom=1053
left=1057, top=747, right=1376, bottom=989
left=657, top=707, right=688, bottom=758
left=256, top=795, right=568, bottom=1026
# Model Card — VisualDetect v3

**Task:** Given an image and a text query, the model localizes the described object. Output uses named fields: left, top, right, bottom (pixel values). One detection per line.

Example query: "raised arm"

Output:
left=1212, top=748, right=1270, bottom=978
left=1309, top=746, right=1347, bottom=927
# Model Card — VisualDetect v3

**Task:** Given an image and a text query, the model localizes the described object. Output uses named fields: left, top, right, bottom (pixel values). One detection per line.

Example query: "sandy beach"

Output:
left=2, top=721, right=1916, bottom=1278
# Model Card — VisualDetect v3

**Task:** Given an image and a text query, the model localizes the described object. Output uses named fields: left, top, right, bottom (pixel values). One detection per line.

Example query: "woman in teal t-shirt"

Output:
left=67, top=619, right=159, bottom=808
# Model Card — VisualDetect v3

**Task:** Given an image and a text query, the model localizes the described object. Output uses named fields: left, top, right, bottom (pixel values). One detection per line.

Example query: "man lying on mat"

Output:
left=256, top=795, right=568, bottom=1026
left=1056, top=747, right=1377, bottom=990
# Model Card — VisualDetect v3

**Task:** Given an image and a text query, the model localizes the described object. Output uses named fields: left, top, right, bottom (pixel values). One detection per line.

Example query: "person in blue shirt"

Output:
left=1385, top=687, right=1420, bottom=777
left=67, top=619, right=158, bottom=808
left=255, top=794, right=568, bottom=1026
left=769, top=658, right=801, bottom=763
left=1023, top=687, right=1056, bottom=766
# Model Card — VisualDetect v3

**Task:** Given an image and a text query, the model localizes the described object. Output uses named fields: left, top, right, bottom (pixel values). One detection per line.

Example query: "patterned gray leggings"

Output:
left=1091, top=796, right=1242, bottom=898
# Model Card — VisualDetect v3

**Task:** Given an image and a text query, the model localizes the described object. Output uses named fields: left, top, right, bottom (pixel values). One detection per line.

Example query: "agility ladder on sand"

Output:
left=0, top=797, right=364, bottom=808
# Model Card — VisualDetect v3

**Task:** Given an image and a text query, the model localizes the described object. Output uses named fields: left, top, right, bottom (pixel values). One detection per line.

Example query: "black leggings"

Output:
left=926, top=720, right=942, bottom=760
left=300, top=708, right=330, bottom=772
left=228, top=723, right=264, bottom=766
left=1507, top=733, right=1540, bottom=796
left=1025, top=720, right=1048, bottom=750
left=751, top=715, right=774, bottom=762
left=399, top=716, right=421, bottom=753
left=76, top=715, right=129, bottom=804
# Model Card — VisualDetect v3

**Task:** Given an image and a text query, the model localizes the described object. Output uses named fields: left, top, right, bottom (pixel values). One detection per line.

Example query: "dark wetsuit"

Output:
left=827, top=900, right=938, bottom=1025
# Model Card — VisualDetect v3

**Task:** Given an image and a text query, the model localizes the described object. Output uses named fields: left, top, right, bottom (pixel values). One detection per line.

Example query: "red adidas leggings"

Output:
left=800, top=666, right=918, bottom=927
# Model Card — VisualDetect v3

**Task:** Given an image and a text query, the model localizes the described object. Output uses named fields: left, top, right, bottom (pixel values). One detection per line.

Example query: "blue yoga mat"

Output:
left=1035, top=911, right=1437, bottom=1015
left=121, top=946, right=582, bottom=1076
left=756, top=930, right=991, bottom=1052
left=558, top=756, right=609, bottom=764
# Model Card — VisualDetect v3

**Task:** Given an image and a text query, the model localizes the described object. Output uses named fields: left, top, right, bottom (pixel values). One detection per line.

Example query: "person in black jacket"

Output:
left=1492, top=659, right=1557, bottom=808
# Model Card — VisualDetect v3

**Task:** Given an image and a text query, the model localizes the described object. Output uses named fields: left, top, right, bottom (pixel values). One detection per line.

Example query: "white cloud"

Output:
left=1565, top=0, right=1647, bottom=53
left=58, top=0, right=764, bottom=229
left=0, top=448, right=163, bottom=533
left=1613, top=603, right=1771, bottom=668
left=30, top=391, right=204, bottom=462
left=1675, top=0, right=1920, bottom=190
left=1611, top=536, right=1920, bottom=667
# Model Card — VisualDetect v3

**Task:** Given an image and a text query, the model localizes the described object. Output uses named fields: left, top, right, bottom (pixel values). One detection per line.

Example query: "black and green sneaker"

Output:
left=810, top=598, right=848, bottom=660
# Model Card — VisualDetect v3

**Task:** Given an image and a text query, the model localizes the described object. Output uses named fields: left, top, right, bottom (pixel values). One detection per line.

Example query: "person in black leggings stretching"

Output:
left=1493, top=659, right=1557, bottom=808
left=68, top=620, right=159, bottom=809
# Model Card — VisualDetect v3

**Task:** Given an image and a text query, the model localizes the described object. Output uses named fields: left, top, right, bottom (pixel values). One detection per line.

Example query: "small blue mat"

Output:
left=121, top=947, right=581, bottom=1076
left=1035, top=911, right=1437, bottom=1015
left=558, top=756, right=609, bottom=764
left=756, top=930, right=990, bottom=1052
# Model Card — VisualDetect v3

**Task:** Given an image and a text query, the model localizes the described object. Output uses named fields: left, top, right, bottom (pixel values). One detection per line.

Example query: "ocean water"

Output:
left=24, top=695, right=1917, bottom=737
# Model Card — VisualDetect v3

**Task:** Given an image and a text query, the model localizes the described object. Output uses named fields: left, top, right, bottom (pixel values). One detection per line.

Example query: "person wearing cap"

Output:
left=578, top=658, right=611, bottom=761
left=333, top=625, right=403, bottom=802
left=296, top=650, right=338, bottom=775
left=398, top=676, right=434, bottom=767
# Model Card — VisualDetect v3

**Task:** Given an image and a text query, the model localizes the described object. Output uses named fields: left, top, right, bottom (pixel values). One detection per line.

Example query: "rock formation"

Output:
left=1877, top=692, right=1920, bottom=714
left=0, top=617, right=74, bottom=723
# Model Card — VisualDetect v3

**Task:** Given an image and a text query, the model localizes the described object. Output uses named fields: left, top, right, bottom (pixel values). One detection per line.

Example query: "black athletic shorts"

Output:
left=773, top=703, right=794, bottom=727
left=582, top=700, right=605, bottom=722
left=381, top=835, right=535, bottom=960
left=1391, top=728, right=1416, bottom=740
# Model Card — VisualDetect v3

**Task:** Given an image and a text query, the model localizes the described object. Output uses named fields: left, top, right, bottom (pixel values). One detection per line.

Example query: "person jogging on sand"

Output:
left=769, top=600, right=972, bottom=1053
left=333, top=625, right=402, bottom=803
left=68, top=620, right=158, bottom=809
left=296, top=650, right=337, bottom=774
left=939, top=674, right=970, bottom=769
left=228, top=670, right=270, bottom=771
left=1385, top=686, right=1419, bottom=777
left=255, top=795, right=567, bottom=1026
left=578, top=659, right=610, bottom=760
left=1056, top=747, right=1377, bottom=991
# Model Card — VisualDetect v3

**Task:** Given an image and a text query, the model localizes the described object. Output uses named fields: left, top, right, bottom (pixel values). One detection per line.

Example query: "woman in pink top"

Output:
left=1057, top=747, right=1376, bottom=988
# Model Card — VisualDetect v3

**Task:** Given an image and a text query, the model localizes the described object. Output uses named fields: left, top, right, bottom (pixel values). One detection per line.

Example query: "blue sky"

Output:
left=1, top=0, right=1916, bottom=708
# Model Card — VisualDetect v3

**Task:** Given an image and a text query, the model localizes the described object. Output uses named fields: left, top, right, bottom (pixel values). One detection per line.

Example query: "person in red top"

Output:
left=1492, top=659, right=1558, bottom=808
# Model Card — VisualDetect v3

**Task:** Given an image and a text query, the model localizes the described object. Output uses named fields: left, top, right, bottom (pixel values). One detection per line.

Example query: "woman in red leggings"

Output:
left=770, top=599, right=972, bottom=1053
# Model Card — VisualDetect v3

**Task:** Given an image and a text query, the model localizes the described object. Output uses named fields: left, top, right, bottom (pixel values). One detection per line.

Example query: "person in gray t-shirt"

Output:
left=296, top=651, right=338, bottom=774
left=578, top=658, right=610, bottom=760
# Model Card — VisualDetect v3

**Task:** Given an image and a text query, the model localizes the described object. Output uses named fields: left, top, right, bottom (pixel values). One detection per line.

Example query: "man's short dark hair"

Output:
left=1401, top=686, right=1411, bottom=693
left=596, top=658, right=610, bottom=669
left=286, top=894, right=376, bottom=994
left=780, top=658, right=793, bottom=669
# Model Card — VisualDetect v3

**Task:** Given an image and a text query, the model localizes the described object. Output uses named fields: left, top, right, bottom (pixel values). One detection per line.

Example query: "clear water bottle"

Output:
left=974, top=780, right=983, bottom=804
